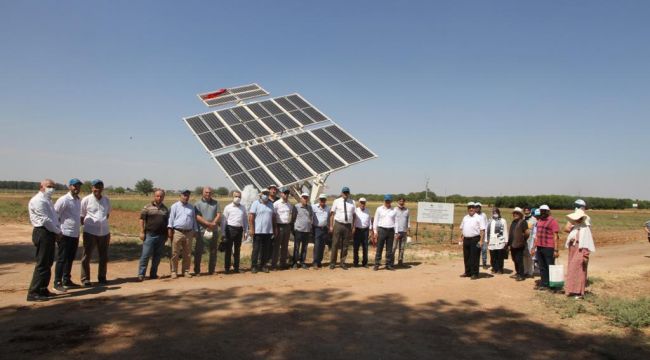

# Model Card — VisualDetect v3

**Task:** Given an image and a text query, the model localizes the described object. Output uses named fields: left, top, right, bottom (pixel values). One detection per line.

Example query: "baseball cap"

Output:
left=475, top=202, right=482, bottom=207
left=512, top=207, right=524, bottom=215
left=181, top=189, right=191, bottom=195
left=574, top=199, right=586, bottom=207
left=300, top=192, right=309, bottom=198
left=90, top=179, right=104, bottom=187
left=268, top=184, right=278, bottom=189
left=318, top=194, right=328, bottom=200
left=280, top=187, right=290, bottom=193
left=260, top=188, right=270, bottom=194
left=534, top=209, right=541, bottom=216
left=341, top=186, right=350, bottom=193
left=467, top=201, right=476, bottom=207
left=359, top=197, right=367, bottom=202
left=68, top=178, right=83, bottom=186
left=539, top=204, right=550, bottom=211
left=384, top=194, right=393, bottom=201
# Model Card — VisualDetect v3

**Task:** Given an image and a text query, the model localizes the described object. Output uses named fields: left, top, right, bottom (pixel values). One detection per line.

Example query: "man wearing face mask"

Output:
left=531, top=204, right=560, bottom=290
left=27, top=179, right=62, bottom=301
left=52, top=178, right=83, bottom=291
left=221, top=191, right=247, bottom=274
left=249, top=188, right=276, bottom=273
left=80, top=179, right=111, bottom=287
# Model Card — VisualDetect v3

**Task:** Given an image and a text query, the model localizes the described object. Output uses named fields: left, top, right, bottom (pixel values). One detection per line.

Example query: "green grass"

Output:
left=595, top=297, right=650, bottom=329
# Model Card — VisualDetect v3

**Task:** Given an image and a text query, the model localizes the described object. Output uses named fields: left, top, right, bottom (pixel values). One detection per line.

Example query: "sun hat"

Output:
left=539, top=205, right=550, bottom=211
left=567, top=209, right=587, bottom=223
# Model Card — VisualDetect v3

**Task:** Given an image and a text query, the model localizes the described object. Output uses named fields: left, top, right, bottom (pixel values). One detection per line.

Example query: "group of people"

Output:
left=459, top=199, right=596, bottom=299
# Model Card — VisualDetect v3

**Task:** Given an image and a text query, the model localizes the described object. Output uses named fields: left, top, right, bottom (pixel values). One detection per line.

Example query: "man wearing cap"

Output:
left=80, top=179, right=111, bottom=286
left=291, top=193, right=313, bottom=269
left=475, top=202, right=489, bottom=268
left=459, top=202, right=485, bottom=280
left=249, top=188, right=275, bottom=273
left=167, top=190, right=197, bottom=279
left=52, top=178, right=83, bottom=291
left=137, top=189, right=169, bottom=281
left=193, top=187, right=221, bottom=275
left=393, top=197, right=411, bottom=267
left=272, top=187, right=294, bottom=270
left=523, top=207, right=537, bottom=278
left=532, top=205, right=560, bottom=290
left=26, top=179, right=62, bottom=301
left=509, top=207, right=530, bottom=281
left=373, top=195, right=397, bottom=271
left=353, top=197, right=372, bottom=267
left=329, top=187, right=356, bottom=269
left=221, top=190, right=247, bottom=274
left=268, top=184, right=279, bottom=203
left=311, top=194, right=331, bottom=269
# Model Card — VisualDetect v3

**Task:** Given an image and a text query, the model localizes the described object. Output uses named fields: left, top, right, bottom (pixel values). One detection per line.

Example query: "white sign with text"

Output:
left=417, top=202, right=454, bottom=224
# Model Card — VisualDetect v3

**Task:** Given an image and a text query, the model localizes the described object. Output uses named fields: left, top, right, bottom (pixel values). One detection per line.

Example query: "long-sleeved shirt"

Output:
left=221, top=202, right=248, bottom=234
left=312, top=204, right=330, bottom=227
left=167, top=201, right=197, bottom=231
left=292, top=203, right=313, bottom=232
left=373, top=205, right=397, bottom=233
left=395, top=207, right=410, bottom=233
left=54, top=192, right=81, bottom=237
left=80, top=194, right=111, bottom=236
left=354, top=207, right=372, bottom=229
left=28, top=191, right=61, bottom=234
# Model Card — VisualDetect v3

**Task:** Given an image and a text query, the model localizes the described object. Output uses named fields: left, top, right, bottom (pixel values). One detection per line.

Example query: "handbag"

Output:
left=549, top=264, right=565, bottom=288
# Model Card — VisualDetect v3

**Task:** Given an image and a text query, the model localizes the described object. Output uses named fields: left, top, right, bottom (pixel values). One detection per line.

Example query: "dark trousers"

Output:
left=353, top=227, right=369, bottom=266
left=293, top=231, right=310, bottom=264
left=374, top=227, right=395, bottom=266
left=312, top=226, right=329, bottom=265
left=54, top=235, right=79, bottom=284
left=80, top=232, right=109, bottom=282
left=331, top=222, right=351, bottom=265
left=463, top=236, right=481, bottom=276
left=273, top=224, right=292, bottom=268
left=251, top=233, right=272, bottom=269
left=537, top=246, right=555, bottom=287
left=224, top=225, right=243, bottom=271
left=28, top=227, right=56, bottom=295
left=138, top=233, right=166, bottom=277
left=489, top=248, right=505, bottom=272
left=510, top=247, right=525, bottom=277
left=194, top=231, right=218, bottom=274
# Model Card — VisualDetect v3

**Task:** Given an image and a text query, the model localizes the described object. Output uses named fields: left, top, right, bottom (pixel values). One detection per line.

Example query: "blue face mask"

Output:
left=261, top=195, right=268, bottom=201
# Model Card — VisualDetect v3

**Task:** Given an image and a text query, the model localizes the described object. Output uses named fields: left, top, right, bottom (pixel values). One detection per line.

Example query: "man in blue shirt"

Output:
left=311, top=194, right=331, bottom=269
left=248, top=188, right=276, bottom=273
left=167, top=190, right=197, bottom=279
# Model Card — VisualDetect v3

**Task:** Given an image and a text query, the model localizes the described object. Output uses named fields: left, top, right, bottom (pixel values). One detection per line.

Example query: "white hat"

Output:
left=512, top=207, right=524, bottom=215
left=574, top=199, right=586, bottom=207
left=475, top=202, right=482, bottom=207
left=539, top=204, right=550, bottom=211
left=318, top=194, right=328, bottom=200
left=359, top=197, right=367, bottom=202
left=467, top=201, right=476, bottom=207
left=567, top=209, right=587, bottom=222
left=300, top=192, right=309, bottom=198
left=260, top=188, right=270, bottom=194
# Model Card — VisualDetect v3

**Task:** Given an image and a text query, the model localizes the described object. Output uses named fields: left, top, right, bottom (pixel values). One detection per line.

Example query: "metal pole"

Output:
left=415, top=222, right=419, bottom=242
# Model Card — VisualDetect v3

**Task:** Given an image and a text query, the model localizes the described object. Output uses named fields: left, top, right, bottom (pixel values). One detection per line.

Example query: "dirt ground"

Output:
left=1, top=224, right=649, bottom=359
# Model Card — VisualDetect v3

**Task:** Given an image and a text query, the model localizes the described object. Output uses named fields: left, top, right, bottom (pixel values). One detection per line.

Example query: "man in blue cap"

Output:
left=80, top=179, right=111, bottom=286
left=373, top=194, right=397, bottom=270
left=52, top=178, right=83, bottom=291
left=329, top=186, right=356, bottom=269
left=272, top=187, right=293, bottom=270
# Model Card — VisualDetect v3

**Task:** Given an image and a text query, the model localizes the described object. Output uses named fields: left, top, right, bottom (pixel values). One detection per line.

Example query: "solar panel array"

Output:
left=184, top=93, right=377, bottom=190
left=197, top=83, right=270, bottom=107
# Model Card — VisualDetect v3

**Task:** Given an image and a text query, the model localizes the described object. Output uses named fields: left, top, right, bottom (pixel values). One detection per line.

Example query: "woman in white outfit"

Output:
left=486, top=208, right=508, bottom=274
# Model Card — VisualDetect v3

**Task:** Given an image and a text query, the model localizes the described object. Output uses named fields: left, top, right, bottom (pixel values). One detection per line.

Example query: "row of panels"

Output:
left=185, top=94, right=329, bottom=151
left=198, top=83, right=270, bottom=107
left=213, top=125, right=376, bottom=190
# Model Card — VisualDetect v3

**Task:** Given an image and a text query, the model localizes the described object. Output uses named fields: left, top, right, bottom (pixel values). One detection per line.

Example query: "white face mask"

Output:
left=233, top=197, right=241, bottom=205
left=492, top=214, right=499, bottom=219
left=260, top=195, right=268, bottom=201
left=44, top=187, right=55, bottom=197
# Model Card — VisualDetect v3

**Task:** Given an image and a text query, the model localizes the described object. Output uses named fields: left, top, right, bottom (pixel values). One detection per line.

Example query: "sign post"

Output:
left=415, top=202, right=455, bottom=242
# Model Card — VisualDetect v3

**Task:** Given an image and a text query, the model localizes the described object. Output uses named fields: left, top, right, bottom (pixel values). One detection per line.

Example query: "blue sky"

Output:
left=1, top=0, right=648, bottom=199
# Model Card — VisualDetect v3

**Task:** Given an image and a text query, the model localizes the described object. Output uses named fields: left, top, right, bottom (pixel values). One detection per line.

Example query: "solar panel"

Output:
left=266, top=140, right=292, bottom=160
left=259, top=117, right=285, bottom=133
left=217, top=109, right=241, bottom=125
left=296, top=132, right=324, bottom=150
left=283, top=158, right=313, bottom=179
left=186, top=116, right=209, bottom=134
left=201, top=113, right=224, bottom=130
left=275, top=113, right=300, bottom=129
left=302, top=107, right=328, bottom=122
left=268, top=162, right=297, bottom=184
left=324, top=125, right=352, bottom=142
left=250, top=144, right=277, bottom=164
left=315, top=148, right=345, bottom=169
left=300, top=153, right=329, bottom=173
left=312, top=128, right=338, bottom=146
left=246, top=103, right=269, bottom=118
left=287, top=94, right=310, bottom=108
left=244, top=120, right=270, bottom=137
left=231, top=173, right=255, bottom=189
left=231, top=107, right=255, bottom=122
left=331, top=144, right=360, bottom=163
left=282, top=136, right=309, bottom=155
left=198, top=84, right=270, bottom=107
left=274, top=97, right=298, bottom=111
left=289, top=110, right=314, bottom=125
left=198, top=133, right=222, bottom=151
left=216, top=154, right=242, bottom=175
left=249, top=168, right=276, bottom=188
left=260, top=100, right=284, bottom=115
left=232, top=149, right=260, bottom=170
left=214, top=128, right=238, bottom=146
left=344, top=140, right=374, bottom=160
left=230, top=124, right=255, bottom=141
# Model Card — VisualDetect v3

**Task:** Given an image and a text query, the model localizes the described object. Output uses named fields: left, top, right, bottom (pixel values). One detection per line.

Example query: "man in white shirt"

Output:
left=53, top=178, right=83, bottom=291
left=373, top=194, right=397, bottom=271
left=80, top=179, right=111, bottom=287
left=393, top=197, right=411, bottom=268
left=353, top=197, right=372, bottom=267
left=459, top=202, right=486, bottom=280
left=329, top=186, right=356, bottom=270
left=272, top=187, right=294, bottom=270
left=311, top=194, right=331, bottom=269
left=221, top=190, right=248, bottom=274
left=291, top=193, right=313, bottom=269
left=475, top=202, right=489, bottom=268
left=26, top=179, right=62, bottom=302
left=167, top=189, right=197, bottom=279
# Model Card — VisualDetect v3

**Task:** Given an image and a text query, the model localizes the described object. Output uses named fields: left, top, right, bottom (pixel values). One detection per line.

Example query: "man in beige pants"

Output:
left=167, top=190, right=197, bottom=278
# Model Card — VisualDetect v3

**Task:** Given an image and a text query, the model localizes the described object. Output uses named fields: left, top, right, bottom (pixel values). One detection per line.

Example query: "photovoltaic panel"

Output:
left=344, top=140, right=374, bottom=160
left=283, top=158, right=313, bottom=179
left=231, top=173, right=255, bottom=189
left=201, top=113, right=224, bottom=130
left=287, top=94, right=310, bottom=108
left=324, top=125, right=353, bottom=142
left=229, top=84, right=258, bottom=94
left=216, top=153, right=242, bottom=175
left=302, top=107, right=328, bottom=122
left=259, top=117, right=285, bottom=133
left=186, top=116, right=209, bottom=134
left=312, top=128, right=338, bottom=146
left=198, top=84, right=270, bottom=107
left=249, top=167, right=276, bottom=188
left=198, top=133, right=222, bottom=151
left=275, top=113, right=300, bottom=129
left=230, top=124, right=255, bottom=141
left=300, top=153, right=329, bottom=173
left=266, top=140, right=292, bottom=160
left=214, top=128, right=239, bottom=146
left=315, top=148, right=345, bottom=169
left=232, top=149, right=259, bottom=170
left=282, top=136, right=309, bottom=155
left=250, top=144, right=276, bottom=164
left=331, top=144, right=360, bottom=163
left=296, top=132, right=324, bottom=150
left=289, top=110, right=314, bottom=125
left=231, top=107, right=255, bottom=122
left=217, top=109, right=241, bottom=125
left=246, top=103, right=269, bottom=118
left=260, top=100, right=284, bottom=115
left=268, top=162, right=297, bottom=184
left=274, top=97, right=298, bottom=111
left=244, top=120, right=270, bottom=137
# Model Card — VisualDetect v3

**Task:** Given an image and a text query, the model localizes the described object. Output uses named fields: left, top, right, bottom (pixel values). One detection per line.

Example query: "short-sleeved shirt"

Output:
left=250, top=200, right=274, bottom=234
left=81, top=194, right=111, bottom=236
left=312, top=204, right=330, bottom=227
left=460, top=213, right=485, bottom=238
left=273, top=200, right=293, bottom=224
left=292, top=203, right=313, bottom=233
left=354, top=207, right=372, bottom=229
left=140, top=202, right=169, bottom=235
left=194, top=198, right=220, bottom=231
left=534, top=216, right=559, bottom=248
left=54, top=192, right=81, bottom=237
left=331, top=197, right=355, bottom=224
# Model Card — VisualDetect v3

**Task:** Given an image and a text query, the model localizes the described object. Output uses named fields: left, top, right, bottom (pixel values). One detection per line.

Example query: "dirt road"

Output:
left=1, top=224, right=649, bottom=359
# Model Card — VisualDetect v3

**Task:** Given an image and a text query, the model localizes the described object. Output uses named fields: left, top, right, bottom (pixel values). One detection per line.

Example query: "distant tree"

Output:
left=194, top=186, right=204, bottom=196
left=114, top=186, right=126, bottom=194
left=135, top=178, right=154, bottom=196
left=80, top=181, right=92, bottom=194
left=215, top=186, right=229, bottom=196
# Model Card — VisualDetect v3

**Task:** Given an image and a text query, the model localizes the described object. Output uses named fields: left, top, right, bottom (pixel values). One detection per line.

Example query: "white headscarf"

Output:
left=565, top=222, right=596, bottom=252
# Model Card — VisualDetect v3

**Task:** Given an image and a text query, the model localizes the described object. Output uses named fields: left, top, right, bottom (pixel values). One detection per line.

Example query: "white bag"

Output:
left=549, top=264, right=564, bottom=288
left=203, top=229, right=213, bottom=240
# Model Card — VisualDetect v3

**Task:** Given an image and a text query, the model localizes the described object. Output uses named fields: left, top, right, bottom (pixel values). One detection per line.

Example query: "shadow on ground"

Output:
left=0, top=287, right=648, bottom=360
left=0, top=241, right=155, bottom=265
